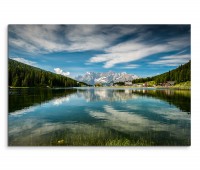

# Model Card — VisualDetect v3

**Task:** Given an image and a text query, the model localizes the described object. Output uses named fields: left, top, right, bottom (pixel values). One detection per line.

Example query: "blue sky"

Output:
left=8, top=25, right=191, bottom=78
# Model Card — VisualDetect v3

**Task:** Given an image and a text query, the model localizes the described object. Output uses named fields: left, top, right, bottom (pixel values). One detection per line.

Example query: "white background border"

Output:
left=1, top=0, right=200, bottom=170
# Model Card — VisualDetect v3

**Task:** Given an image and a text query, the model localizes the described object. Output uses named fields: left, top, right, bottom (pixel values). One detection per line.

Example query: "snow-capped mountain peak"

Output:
left=75, top=71, right=139, bottom=85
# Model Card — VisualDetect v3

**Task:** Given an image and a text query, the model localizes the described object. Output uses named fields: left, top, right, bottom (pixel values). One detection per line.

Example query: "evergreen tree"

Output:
left=8, top=58, right=88, bottom=87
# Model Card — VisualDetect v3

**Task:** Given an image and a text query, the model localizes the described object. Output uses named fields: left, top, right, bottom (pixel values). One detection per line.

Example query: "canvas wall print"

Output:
left=8, top=25, right=191, bottom=146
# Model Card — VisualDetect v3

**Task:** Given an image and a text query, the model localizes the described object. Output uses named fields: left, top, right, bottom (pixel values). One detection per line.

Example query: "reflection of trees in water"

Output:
left=132, top=89, right=191, bottom=113
left=9, top=88, right=77, bottom=113
left=77, top=88, right=191, bottom=113
left=77, top=89, right=138, bottom=102
left=9, top=88, right=191, bottom=114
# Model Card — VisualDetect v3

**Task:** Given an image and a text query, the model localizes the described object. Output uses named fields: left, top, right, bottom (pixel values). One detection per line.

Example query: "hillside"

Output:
left=132, top=60, right=191, bottom=85
left=8, top=58, right=88, bottom=87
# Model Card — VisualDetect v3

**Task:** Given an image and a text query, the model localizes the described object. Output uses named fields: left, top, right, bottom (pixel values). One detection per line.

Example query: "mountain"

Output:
left=75, top=71, right=139, bottom=85
left=8, top=58, right=88, bottom=87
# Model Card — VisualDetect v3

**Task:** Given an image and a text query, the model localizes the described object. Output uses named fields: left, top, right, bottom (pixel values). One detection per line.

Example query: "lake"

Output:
left=8, top=87, right=191, bottom=146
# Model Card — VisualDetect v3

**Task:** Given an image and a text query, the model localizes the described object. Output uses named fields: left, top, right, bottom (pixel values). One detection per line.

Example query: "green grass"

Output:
left=46, top=129, right=189, bottom=146
left=105, top=138, right=154, bottom=146
left=172, top=81, right=191, bottom=89
left=146, top=81, right=156, bottom=87
left=9, top=124, right=190, bottom=146
left=45, top=128, right=155, bottom=146
left=53, top=137, right=154, bottom=146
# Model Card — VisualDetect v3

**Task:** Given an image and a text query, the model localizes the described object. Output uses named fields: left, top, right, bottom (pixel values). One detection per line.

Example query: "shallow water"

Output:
left=8, top=87, right=191, bottom=146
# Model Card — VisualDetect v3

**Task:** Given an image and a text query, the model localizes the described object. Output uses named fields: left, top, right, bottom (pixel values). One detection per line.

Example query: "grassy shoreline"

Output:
left=9, top=81, right=191, bottom=90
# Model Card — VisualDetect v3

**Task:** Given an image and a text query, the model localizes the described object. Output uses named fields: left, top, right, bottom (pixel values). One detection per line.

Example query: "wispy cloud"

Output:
left=149, top=54, right=191, bottom=66
left=54, top=68, right=70, bottom=76
left=12, top=57, right=37, bottom=66
left=89, top=36, right=190, bottom=68
left=121, top=64, right=140, bottom=69
left=9, top=25, right=67, bottom=54
left=9, top=25, right=140, bottom=54
left=9, top=25, right=191, bottom=75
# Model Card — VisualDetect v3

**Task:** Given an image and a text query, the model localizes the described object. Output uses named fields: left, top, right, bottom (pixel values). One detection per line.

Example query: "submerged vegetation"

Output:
left=9, top=88, right=191, bottom=146
left=9, top=124, right=190, bottom=146
left=9, top=127, right=190, bottom=146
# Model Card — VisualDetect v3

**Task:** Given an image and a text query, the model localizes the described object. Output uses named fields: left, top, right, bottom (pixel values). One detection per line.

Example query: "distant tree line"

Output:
left=113, top=82, right=125, bottom=86
left=8, top=58, right=88, bottom=87
left=132, top=60, right=191, bottom=85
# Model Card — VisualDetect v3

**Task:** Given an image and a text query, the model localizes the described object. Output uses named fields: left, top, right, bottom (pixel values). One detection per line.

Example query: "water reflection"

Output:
left=89, top=105, right=189, bottom=139
left=9, top=107, right=36, bottom=116
left=77, top=88, right=138, bottom=102
left=8, top=87, right=191, bottom=146
left=77, top=88, right=190, bottom=113
left=131, top=89, right=191, bottom=113
left=52, top=96, right=70, bottom=106
left=9, top=88, right=77, bottom=113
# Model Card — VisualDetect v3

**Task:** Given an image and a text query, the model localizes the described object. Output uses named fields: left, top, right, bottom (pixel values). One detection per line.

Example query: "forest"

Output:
left=132, top=60, right=191, bottom=85
left=8, top=58, right=88, bottom=87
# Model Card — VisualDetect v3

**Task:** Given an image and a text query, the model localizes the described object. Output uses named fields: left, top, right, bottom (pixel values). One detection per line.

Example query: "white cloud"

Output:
left=122, top=64, right=140, bottom=69
left=9, top=25, right=190, bottom=69
left=64, top=25, right=139, bottom=52
left=9, top=25, right=66, bottom=54
left=12, top=57, right=37, bottom=66
left=162, top=54, right=190, bottom=60
left=54, top=68, right=70, bottom=76
left=9, top=25, right=140, bottom=54
left=89, top=36, right=190, bottom=68
left=149, top=54, right=191, bottom=66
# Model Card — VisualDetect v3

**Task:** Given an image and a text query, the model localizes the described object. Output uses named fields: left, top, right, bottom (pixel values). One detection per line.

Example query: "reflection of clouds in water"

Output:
left=52, top=96, right=69, bottom=106
left=28, top=122, right=107, bottom=139
left=148, top=107, right=190, bottom=121
left=89, top=105, right=166, bottom=133
left=9, top=120, right=64, bottom=138
left=9, top=88, right=190, bottom=145
left=9, top=107, right=36, bottom=116
left=9, top=95, right=71, bottom=116
left=9, top=121, right=109, bottom=145
left=9, top=118, right=39, bottom=135
left=9, top=105, right=190, bottom=145
left=89, top=105, right=190, bottom=138
left=126, top=100, right=190, bottom=121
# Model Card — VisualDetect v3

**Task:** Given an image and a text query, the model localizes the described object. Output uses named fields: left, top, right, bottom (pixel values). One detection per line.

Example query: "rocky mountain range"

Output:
left=75, top=71, right=139, bottom=85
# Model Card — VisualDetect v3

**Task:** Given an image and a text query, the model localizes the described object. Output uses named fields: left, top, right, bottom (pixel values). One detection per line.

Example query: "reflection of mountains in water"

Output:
left=132, top=89, right=191, bottom=113
left=77, top=88, right=191, bottom=113
left=9, top=88, right=77, bottom=113
left=77, top=89, right=138, bottom=102
left=9, top=88, right=191, bottom=115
